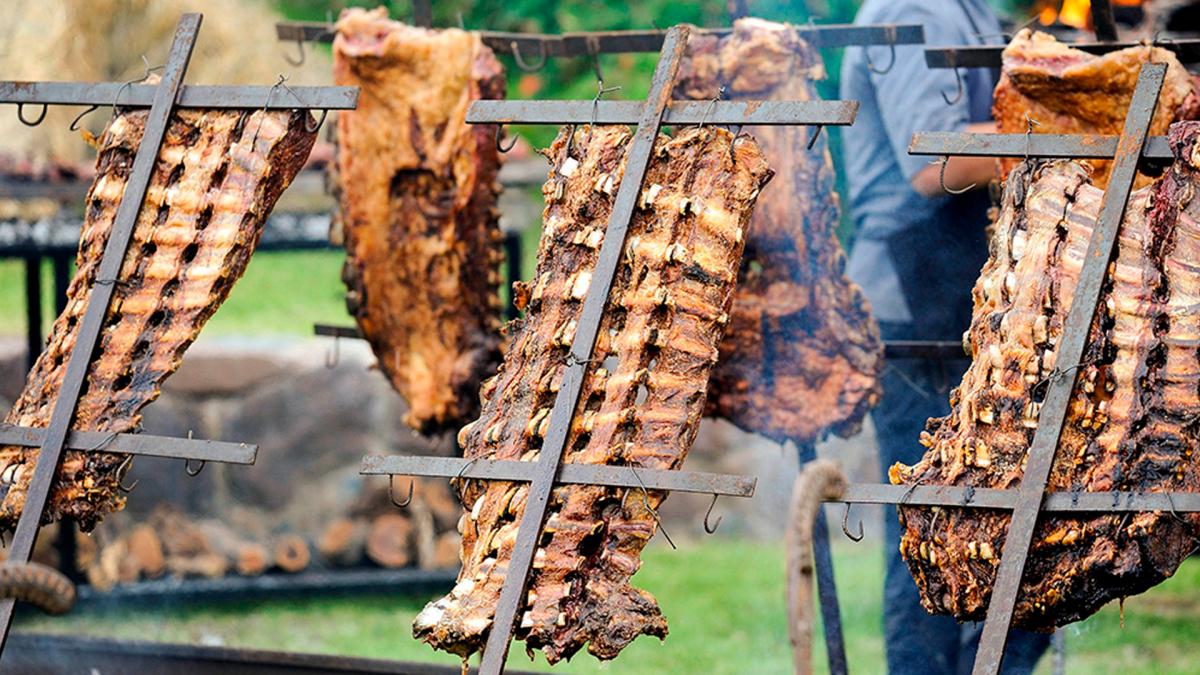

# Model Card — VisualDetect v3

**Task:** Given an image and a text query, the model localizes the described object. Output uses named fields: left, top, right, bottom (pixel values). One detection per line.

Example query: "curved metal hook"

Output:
left=284, top=38, right=306, bottom=67
left=941, top=67, right=965, bottom=106
left=325, top=335, right=340, bottom=369
left=806, top=124, right=824, bottom=151
left=940, top=156, right=976, bottom=195
left=702, top=494, right=722, bottom=534
left=305, top=109, right=328, bottom=134
left=389, top=477, right=414, bottom=508
left=116, top=455, right=139, bottom=493
left=496, top=124, right=518, bottom=153
left=510, top=39, right=547, bottom=73
left=17, top=103, right=48, bottom=127
left=866, top=42, right=896, bottom=75
left=69, top=105, right=100, bottom=132
left=841, top=503, right=864, bottom=542
left=184, top=458, right=206, bottom=477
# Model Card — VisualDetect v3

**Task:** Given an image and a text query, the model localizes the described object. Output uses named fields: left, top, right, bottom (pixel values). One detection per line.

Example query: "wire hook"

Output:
left=806, top=124, right=824, bottom=151
left=184, top=458, right=206, bottom=477
left=17, top=103, right=47, bottom=127
left=841, top=503, right=864, bottom=541
left=389, top=477, right=414, bottom=508
left=496, top=124, right=518, bottom=153
left=939, top=156, right=976, bottom=195
left=703, top=494, right=722, bottom=534
left=305, top=109, right=328, bottom=134
left=69, top=105, right=100, bottom=132
left=510, top=39, right=547, bottom=73
left=284, top=37, right=306, bottom=67
left=116, top=455, right=139, bottom=493
left=866, top=42, right=897, bottom=75
left=325, top=334, right=340, bottom=369
left=941, top=67, right=965, bottom=106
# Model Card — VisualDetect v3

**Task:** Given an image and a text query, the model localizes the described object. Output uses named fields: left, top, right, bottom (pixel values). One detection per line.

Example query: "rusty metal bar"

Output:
left=834, top=482, right=1200, bottom=512
left=313, top=324, right=363, bottom=339
left=0, top=424, right=257, bottom=464
left=909, top=131, right=1173, bottom=161
left=884, top=340, right=966, bottom=360
left=970, top=63, right=1165, bottom=675
left=360, top=455, right=756, bottom=497
left=925, top=39, right=1200, bottom=68
left=467, top=99, right=857, bottom=126
left=0, top=83, right=358, bottom=110
left=0, top=13, right=202, bottom=650
left=276, top=22, right=925, bottom=53
left=477, top=27, right=691, bottom=674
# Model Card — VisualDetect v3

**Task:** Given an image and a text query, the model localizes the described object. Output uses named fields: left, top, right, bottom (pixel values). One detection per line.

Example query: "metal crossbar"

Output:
left=925, top=39, right=1200, bottom=69
left=828, top=64, right=1171, bottom=675
left=0, top=12, right=357, bottom=658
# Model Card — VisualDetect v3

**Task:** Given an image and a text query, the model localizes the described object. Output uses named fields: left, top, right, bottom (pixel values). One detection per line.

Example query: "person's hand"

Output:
left=910, top=121, right=999, bottom=198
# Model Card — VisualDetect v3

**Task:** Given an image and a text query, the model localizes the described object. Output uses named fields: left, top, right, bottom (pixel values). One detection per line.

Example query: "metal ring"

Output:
left=284, top=38, right=306, bottom=67
left=17, top=103, right=48, bottom=127
left=69, top=105, right=100, bottom=132
left=184, top=458, right=206, bottom=477
left=389, top=478, right=414, bottom=508
left=510, top=39, right=547, bottom=73
left=941, top=67, right=965, bottom=106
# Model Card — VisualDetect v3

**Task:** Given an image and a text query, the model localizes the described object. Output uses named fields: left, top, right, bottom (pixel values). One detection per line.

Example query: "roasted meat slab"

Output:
left=0, top=108, right=316, bottom=533
left=333, top=8, right=505, bottom=435
left=890, top=122, right=1200, bottom=631
left=675, top=18, right=883, bottom=444
left=413, top=125, right=772, bottom=662
left=995, top=29, right=1199, bottom=189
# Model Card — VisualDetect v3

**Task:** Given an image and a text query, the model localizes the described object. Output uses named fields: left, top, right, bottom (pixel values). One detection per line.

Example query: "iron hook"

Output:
left=69, top=105, right=100, bottom=132
left=866, top=42, right=897, bottom=75
left=496, top=124, right=518, bottom=153
left=702, top=494, right=722, bottom=534
left=389, top=477, right=414, bottom=508
left=510, top=39, right=547, bottom=73
left=284, top=37, right=306, bottom=67
left=939, top=156, right=976, bottom=195
left=325, top=335, right=340, bottom=369
left=696, top=87, right=723, bottom=131
left=841, top=503, right=864, bottom=542
left=305, top=109, right=328, bottom=134
left=116, top=455, right=139, bottom=493
left=806, top=124, right=824, bottom=151
left=941, top=67, right=965, bottom=106
left=17, top=103, right=48, bottom=127
left=184, top=458, right=206, bottom=477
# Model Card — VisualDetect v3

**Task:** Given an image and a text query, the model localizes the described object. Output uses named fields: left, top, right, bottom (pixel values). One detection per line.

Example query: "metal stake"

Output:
left=969, top=63, right=1165, bottom=675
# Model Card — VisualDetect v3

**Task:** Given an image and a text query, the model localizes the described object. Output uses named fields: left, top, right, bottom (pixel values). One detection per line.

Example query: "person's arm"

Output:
left=909, top=121, right=998, bottom=197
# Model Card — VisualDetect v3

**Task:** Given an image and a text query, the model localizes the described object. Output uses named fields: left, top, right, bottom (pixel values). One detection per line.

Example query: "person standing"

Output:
left=840, top=1, right=1051, bottom=673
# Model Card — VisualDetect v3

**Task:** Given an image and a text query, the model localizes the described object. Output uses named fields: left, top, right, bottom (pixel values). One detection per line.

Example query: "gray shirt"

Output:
left=840, top=0, right=1001, bottom=323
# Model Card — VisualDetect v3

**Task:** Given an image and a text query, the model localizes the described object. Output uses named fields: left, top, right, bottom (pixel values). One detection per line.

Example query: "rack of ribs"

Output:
left=995, top=29, right=1199, bottom=189
left=333, top=7, right=505, bottom=435
left=0, top=107, right=317, bottom=534
left=412, top=124, right=772, bottom=662
left=674, top=18, right=883, bottom=445
left=890, top=121, right=1200, bottom=631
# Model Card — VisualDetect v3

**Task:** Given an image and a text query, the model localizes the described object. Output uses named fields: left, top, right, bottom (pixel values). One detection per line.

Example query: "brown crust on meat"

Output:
left=413, top=125, right=772, bottom=662
left=891, top=121, right=1200, bottom=631
left=675, top=18, right=883, bottom=444
left=333, top=7, right=505, bottom=435
left=0, top=108, right=316, bottom=533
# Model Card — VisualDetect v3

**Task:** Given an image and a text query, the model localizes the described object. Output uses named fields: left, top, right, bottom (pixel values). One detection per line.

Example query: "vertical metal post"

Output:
left=22, top=256, right=42, bottom=371
left=0, top=13, right=202, bottom=655
left=969, top=64, right=1165, bottom=675
left=1091, top=0, right=1119, bottom=42
left=476, top=25, right=691, bottom=675
left=503, top=231, right=522, bottom=321
left=727, top=0, right=750, bottom=21
left=412, top=0, right=433, bottom=28
left=51, top=252, right=71, bottom=313
left=797, top=442, right=849, bottom=675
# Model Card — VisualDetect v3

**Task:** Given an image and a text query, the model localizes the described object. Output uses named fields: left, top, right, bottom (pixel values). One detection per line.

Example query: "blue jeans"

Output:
left=875, top=324, right=1049, bottom=675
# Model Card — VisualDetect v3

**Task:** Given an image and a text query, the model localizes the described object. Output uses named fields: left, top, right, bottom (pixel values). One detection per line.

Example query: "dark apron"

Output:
left=885, top=190, right=991, bottom=342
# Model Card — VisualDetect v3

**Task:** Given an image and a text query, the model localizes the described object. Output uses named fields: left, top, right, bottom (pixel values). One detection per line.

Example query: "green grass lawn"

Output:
left=15, top=539, right=1200, bottom=674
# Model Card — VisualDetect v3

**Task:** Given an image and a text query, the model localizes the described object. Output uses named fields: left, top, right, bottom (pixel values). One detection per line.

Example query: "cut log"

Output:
left=317, top=517, right=369, bottom=567
left=273, top=534, right=311, bottom=573
left=126, top=524, right=165, bottom=579
left=167, top=553, right=228, bottom=579
left=417, top=479, right=462, bottom=534
left=236, top=542, right=270, bottom=577
left=432, top=531, right=461, bottom=570
left=366, top=512, right=412, bottom=569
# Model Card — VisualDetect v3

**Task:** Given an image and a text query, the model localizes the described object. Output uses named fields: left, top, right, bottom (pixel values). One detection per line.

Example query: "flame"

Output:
left=1037, top=0, right=1144, bottom=29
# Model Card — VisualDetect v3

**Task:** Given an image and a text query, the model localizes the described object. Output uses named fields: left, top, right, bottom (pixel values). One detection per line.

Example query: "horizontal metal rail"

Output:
left=0, top=423, right=257, bottom=464
left=910, top=131, right=1173, bottom=160
left=925, top=38, right=1200, bottom=68
left=361, top=455, right=756, bottom=498
left=0, top=82, right=358, bottom=110
left=883, top=340, right=966, bottom=359
left=835, top=482, right=1200, bottom=513
left=467, top=99, right=857, bottom=126
left=276, top=22, right=925, bottom=53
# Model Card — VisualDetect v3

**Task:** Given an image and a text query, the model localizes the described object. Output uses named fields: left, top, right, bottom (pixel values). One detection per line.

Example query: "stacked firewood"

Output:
left=79, top=479, right=464, bottom=590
